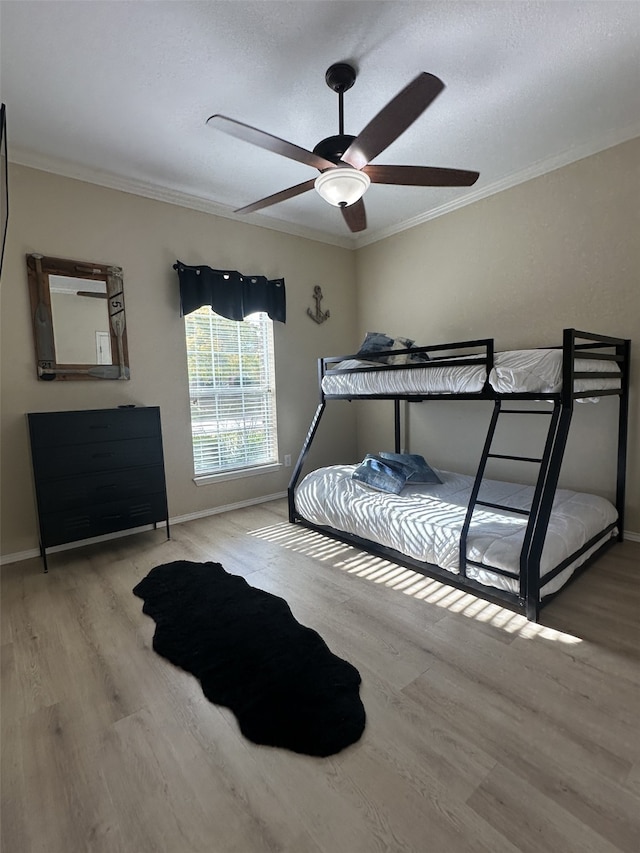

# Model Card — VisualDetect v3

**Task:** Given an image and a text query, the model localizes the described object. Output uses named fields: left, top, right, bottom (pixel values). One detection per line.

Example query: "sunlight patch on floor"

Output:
left=248, top=521, right=581, bottom=644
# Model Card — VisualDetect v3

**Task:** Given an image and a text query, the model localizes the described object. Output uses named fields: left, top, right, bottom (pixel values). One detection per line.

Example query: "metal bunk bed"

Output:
left=288, top=329, right=630, bottom=621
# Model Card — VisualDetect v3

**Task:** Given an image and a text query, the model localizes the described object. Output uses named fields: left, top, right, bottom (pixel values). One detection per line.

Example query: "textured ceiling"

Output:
left=1, top=1, right=639, bottom=248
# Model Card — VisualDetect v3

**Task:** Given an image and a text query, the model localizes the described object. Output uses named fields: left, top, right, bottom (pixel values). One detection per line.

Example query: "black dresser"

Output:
left=27, top=407, right=170, bottom=571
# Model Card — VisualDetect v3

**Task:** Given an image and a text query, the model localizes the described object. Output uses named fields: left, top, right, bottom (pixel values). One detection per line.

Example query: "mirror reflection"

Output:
left=27, top=253, right=130, bottom=381
left=49, top=276, right=113, bottom=365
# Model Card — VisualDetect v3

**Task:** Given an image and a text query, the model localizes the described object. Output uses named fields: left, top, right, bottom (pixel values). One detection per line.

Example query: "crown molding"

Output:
left=9, top=148, right=355, bottom=250
left=353, top=122, right=640, bottom=248
left=11, top=120, right=640, bottom=252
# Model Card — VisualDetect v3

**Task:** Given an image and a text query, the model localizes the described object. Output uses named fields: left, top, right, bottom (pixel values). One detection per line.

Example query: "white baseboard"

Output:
left=168, top=491, right=286, bottom=526
left=0, top=492, right=287, bottom=566
left=0, top=528, right=162, bottom=566
left=624, top=530, right=640, bottom=543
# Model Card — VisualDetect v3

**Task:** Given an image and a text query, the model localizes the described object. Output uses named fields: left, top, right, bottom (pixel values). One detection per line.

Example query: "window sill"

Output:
left=194, top=462, right=282, bottom=486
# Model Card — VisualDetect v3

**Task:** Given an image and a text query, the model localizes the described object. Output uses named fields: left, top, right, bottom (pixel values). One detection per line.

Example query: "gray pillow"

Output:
left=379, top=451, right=442, bottom=484
left=356, top=332, right=428, bottom=366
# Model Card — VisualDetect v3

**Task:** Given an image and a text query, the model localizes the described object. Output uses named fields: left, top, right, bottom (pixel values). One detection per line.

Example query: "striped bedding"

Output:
left=321, top=349, right=621, bottom=398
left=294, top=465, right=618, bottom=599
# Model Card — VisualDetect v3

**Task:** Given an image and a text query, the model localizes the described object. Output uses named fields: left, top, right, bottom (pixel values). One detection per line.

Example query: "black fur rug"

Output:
left=133, top=561, right=365, bottom=757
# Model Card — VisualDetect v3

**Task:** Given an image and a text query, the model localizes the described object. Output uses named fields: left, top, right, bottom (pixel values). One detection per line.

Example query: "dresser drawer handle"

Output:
left=92, top=452, right=114, bottom=459
left=89, top=424, right=111, bottom=430
left=103, top=514, right=123, bottom=520
left=96, top=483, right=117, bottom=490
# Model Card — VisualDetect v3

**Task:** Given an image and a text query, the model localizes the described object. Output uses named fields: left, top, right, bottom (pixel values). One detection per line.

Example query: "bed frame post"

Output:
left=522, top=330, right=576, bottom=621
left=288, top=402, right=326, bottom=522
left=394, top=400, right=402, bottom=452
left=616, top=338, right=630, bottom=540
left=522, top=406, right=571, bottom=621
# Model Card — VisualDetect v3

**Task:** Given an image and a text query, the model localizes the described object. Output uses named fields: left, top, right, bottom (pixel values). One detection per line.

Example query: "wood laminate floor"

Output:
left=1, top=500, right=639, bottom=853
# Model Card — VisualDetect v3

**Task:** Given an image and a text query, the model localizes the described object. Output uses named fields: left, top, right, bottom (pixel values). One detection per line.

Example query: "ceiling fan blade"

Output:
left=364, top=164, right=479, bottom=187
left=340, top=73, right=445, bottom=170
left=341, top=199, right=367, bottom=233
left=234, top=179, right=316, bottom=215
left=207, top=115, right=336, bottom=171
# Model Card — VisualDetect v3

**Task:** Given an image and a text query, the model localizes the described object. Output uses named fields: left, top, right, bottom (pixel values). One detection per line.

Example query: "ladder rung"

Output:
left=475, top=500, right=530, bottom=516
left=487, top=453, right=543, bottom=463
left=500, top=409, right=554, bottom=415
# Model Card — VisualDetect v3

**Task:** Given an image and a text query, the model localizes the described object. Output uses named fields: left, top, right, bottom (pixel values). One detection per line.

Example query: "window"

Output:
left=185, top=308, right=278, bottom=478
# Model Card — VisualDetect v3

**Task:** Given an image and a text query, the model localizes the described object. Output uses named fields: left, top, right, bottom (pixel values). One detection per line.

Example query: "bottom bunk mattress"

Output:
left=294, top=466, right=618, bottom=600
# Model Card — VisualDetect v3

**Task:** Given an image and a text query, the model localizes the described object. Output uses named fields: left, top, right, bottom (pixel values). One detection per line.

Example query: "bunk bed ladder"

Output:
left=459, top=400, right=564, bottom=617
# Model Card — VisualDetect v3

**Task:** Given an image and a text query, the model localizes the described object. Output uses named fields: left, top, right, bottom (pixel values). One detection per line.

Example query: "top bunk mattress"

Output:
left=321, top=349, right=621, bottom=397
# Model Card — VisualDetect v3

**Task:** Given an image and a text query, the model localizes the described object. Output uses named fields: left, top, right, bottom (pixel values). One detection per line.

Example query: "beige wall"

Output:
left=355, top=137, right=640, bottom=534
left=2, top=138, right=638, bottom=558
left=0, top=165, right=358, bottom=557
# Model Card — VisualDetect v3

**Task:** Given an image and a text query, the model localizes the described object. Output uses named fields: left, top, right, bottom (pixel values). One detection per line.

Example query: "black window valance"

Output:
left=174, top=261, right=286, bottom=323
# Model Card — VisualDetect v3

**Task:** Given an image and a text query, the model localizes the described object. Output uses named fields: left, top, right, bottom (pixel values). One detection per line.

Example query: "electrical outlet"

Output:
left=284, top=454, right=291, bottom=467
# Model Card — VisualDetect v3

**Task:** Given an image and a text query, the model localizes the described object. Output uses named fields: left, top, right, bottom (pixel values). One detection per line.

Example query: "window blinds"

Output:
left=185, top=308, right=278, bottom=476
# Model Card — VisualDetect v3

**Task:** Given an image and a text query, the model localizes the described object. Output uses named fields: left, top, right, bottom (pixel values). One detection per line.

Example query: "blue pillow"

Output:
left=379, top=451, right=442, bottom=484
left=352, top=455, right=407, bottom=494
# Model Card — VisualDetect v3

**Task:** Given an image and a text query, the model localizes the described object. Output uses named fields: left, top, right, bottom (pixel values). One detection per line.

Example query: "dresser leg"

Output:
left=40, top=543, right=49, bottom=573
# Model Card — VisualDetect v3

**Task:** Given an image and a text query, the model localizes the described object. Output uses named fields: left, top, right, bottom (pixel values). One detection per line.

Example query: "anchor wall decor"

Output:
left=307, top=285, right=330, bottom=324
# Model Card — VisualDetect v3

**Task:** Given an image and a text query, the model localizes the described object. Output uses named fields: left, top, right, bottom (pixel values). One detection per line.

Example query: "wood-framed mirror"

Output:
left=27, top=254, right=130, bottom=381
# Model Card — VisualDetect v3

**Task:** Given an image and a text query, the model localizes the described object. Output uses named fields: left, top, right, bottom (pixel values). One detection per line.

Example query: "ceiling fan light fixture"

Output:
left=314, top=168, right=370, bottom=207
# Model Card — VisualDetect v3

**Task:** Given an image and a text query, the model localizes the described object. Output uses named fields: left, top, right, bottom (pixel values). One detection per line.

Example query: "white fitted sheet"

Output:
left=321, top=349, right=620, bottom=398
left=294, top=466, right=617, bottom=599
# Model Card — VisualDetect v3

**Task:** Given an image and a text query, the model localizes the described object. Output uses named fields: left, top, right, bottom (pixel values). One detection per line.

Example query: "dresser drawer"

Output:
left=32, top=436, right=163, bottom=480
left=35, top=465, right=167, bottom=513
left=28, top=407, right=160, bottom=448
left=39, top=493, right=169, bottom=547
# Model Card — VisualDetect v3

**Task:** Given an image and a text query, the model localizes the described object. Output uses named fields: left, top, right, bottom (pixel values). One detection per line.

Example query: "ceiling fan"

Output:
left=206, top=63, right=479, bottom=233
